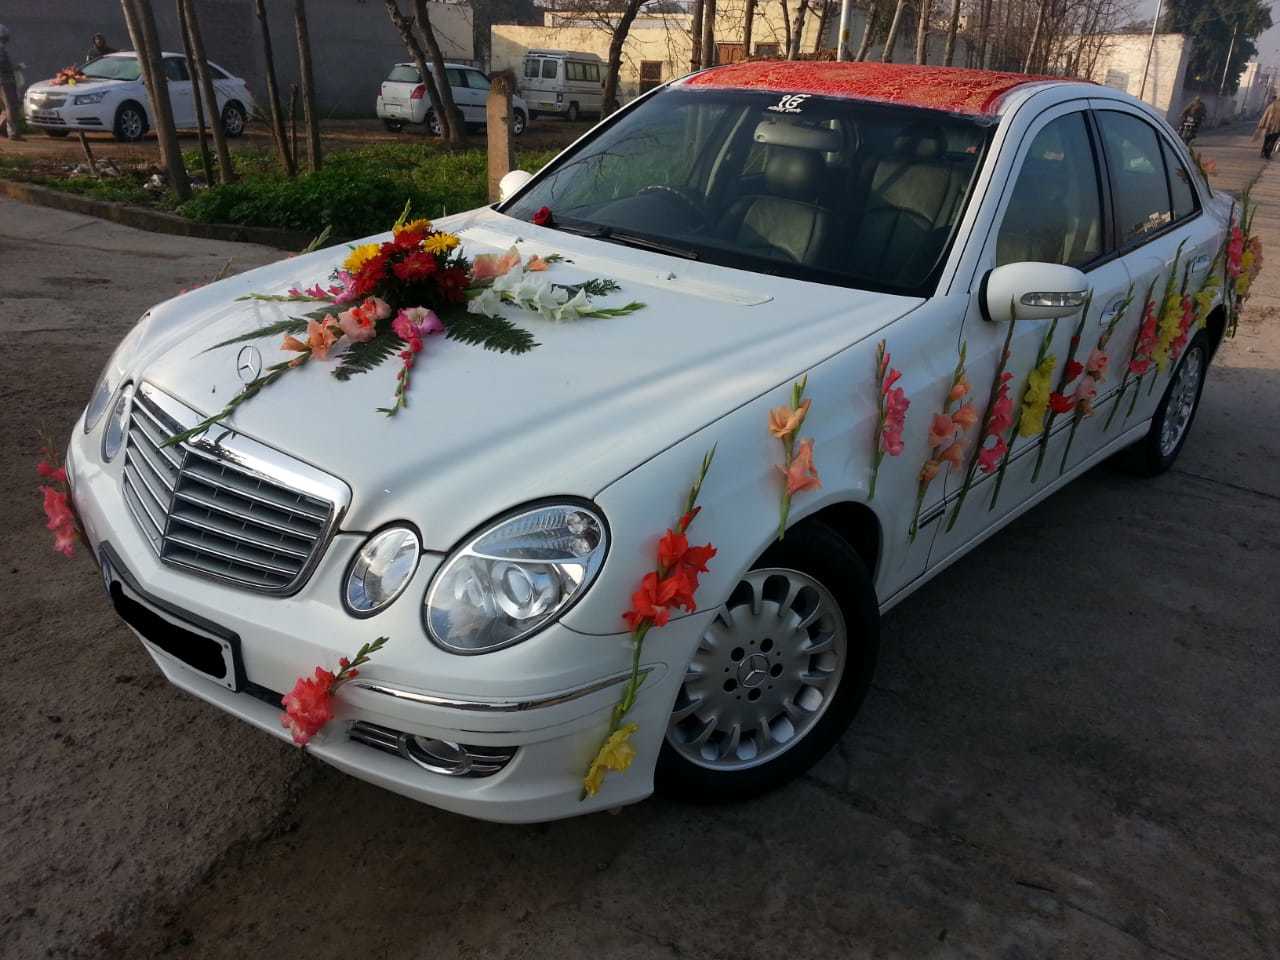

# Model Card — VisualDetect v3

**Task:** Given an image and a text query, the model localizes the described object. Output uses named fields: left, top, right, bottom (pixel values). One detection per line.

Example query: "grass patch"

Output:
left=178, top=143, right=557, bottom=238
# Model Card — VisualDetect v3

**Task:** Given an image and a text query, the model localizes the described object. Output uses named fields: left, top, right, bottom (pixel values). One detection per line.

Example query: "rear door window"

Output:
left=386, top=64, right=420, bottom=83
left=542, top=59, right=559, bottom=79
left=465, top=70, right=491, bottom=90
left=1162, top=139, right=1199, bottom=221
left=444, top=68, right=467, bottom=88
left=162, top=57, right=189, bottom=82
left=1096, top=111, right=1173, bottom=246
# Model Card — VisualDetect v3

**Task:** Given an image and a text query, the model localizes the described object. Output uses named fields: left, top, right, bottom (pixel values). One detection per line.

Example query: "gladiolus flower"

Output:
left=1085, top=348, right=1109, bottom=377
left=927, top=412, right=955, bottom=448
left=768, top=398, right=811, bottom=439
left=779, top=438, right=821, bottom=495
left=392, top=306, right=443, bottom=351
left=283, top=317, right=339, bottom=360
left=951, top=403, right=979, bottom=430
left=582, top=722, right=638, bottom=797
left=1075, top=377, right=1097, bottom=403
left=1064, top=360, right=1084, bottom=382
left=532, top=206, right=553, bottom=227
left=623, top=571, right=682, bottom=629
left=920, top=459, right=941, bottom=482
left=280, top=667, right=337, bottom=746
left=977, top=436, right=1006, bottom=473
left=658, top=529, right=688, bottom=570
left=948, top=377, right=970, bottom=403
left=471, top=246, right=523, bottom=281
left=1227, top=225, right=1245, bottom=278
left=939, top=440, right=966, bottom=468
left=1048, top=392, right=1075, bottom=414
left=526, top=255, right=550, bottom=272
left=37, top=460, right=68, bottom=484
left=338, top=297, right=390, bottom=343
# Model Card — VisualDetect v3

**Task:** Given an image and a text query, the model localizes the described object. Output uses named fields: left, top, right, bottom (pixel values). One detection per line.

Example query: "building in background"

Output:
left=1235, top=59, right=1276, bottom=117
left=1069, top=32, right=1190, bottom=120
left=4, top=0, right=473, bottom=116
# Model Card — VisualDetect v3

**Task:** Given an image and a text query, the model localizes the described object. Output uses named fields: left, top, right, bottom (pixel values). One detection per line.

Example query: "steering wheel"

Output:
left=637, top=184, right=708, bottom=228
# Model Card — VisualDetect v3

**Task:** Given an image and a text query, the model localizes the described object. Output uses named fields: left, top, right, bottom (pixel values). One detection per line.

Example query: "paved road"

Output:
left=2, top=127, right=1278, bottom=960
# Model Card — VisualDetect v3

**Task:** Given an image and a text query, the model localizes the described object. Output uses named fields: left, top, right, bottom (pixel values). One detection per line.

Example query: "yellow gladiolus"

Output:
left=582, top=723, right=639, bottom=797
left=342, top=243, right=382, bottom=274
left=1017, top=355, right=1056, bottom=437
left=1153, top=293, right=1183, bottom=372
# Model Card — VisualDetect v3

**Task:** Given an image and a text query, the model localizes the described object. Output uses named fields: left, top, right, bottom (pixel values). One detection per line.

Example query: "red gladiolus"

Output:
left=532, top=206, right=553, bottom=227
left=623, top=571, right=681, bottom=630
left=1048, top=392, right=1075, bottom=414
left=1064, top=360, right=1084, bottom=382
left=280, top=667, right=337, bottom=746
left=37, top=459, right=68, bottom=484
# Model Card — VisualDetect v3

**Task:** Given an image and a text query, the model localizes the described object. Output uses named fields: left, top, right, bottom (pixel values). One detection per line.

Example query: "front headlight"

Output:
left=424, top=503, right=607, bottom=654
left=101, top=382, right=134, bottom=462
left=73, top=91, right=108, bottom=105
left=85, top=312, right=150, bottom=434
left=344, top=525, right=421, bottom=616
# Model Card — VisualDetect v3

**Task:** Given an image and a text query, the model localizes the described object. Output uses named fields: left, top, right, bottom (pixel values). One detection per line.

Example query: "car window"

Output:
left=387, top=64, right=420, bottom=83
left=587, top=63, right=600, bottom=82
left=82, top=55, right=142, bottom=82
left=542, top=59, right=558, bottom=79
left=208, top=63, right=230, bottom=80
left=1096, top=111, right=1173, bottom=245
left=444, top=68, right=467, bottom=88
left=1162, top=139, right=1198, bottom=221
left=162, top=57, right=189, bottom=82
left=506, top=88, right=991, bottom=295
left=997, top=112, right=1103, bottom=268
left=523, top=59, right=540, bottom=79
left=466, top=71, right=491, bottom=91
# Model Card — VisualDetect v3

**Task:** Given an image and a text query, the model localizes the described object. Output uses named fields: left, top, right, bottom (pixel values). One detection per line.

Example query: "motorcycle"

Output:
left=1179, top=115, right=1201, bottom=145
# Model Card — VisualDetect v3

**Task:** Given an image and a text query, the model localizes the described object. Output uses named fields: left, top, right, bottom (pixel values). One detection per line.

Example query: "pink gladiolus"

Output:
left=42, top=485, right=79, bottom=557
left=927, top=413, right=955, bottom=448
left=1085, top=348, right=1109, bottom=377
left=1227, top=225, right=1245, bottom=278
left=977, top=436, right=1006, bottom=474
left=951, top=403, right=979, bottom=430
left=280, top=667, right=337, bottom=746
left=883, top=367, right=902, bottom=391
left=880, top=385, right=910, bottom=456
left=471, top=246, right=522, bottom=281
left=338, top=296, right=390, bottom=343
left=780, top=438, right=821, bottom=495
left=37, top=460, right=68, bottom=484
left=392, top=306, right=444, bottom=346
left=939, top=440, right=967, bottom=468
left=1075, top=377, right=1097, bottom=404
left=948, top=377, right=970, bottom=403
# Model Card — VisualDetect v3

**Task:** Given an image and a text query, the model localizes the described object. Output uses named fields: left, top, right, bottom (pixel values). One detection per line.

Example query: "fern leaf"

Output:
left=332, top=332, right=405, bottom=381
left=557, top=278, right=621, bottom=297
left=202, top=317, right=310, bottom=353
left=443, top=313, right=539, bottom=354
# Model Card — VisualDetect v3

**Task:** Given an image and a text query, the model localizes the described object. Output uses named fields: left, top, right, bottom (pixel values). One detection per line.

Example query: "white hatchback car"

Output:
left=23, top=51, right=254, bottom=142
left=69, top=62, right=1230, bottom=823
left=376, top=61, right=528, bottom=136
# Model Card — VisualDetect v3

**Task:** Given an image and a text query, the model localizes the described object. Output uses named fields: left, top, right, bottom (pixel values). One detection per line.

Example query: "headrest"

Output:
left=765, top=147, right=822, bottom=202
left=892, top=123, right=946, bottom=160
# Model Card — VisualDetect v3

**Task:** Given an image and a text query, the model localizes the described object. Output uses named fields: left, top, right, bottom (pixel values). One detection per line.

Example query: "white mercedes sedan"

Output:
left=67, top=62, right=1231, bottom=823
left=24, top=51, right=254, bottom=142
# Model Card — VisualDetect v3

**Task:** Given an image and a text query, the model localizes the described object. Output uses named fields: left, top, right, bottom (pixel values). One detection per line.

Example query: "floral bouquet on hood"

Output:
left=165, top=206, right=644, bottom=445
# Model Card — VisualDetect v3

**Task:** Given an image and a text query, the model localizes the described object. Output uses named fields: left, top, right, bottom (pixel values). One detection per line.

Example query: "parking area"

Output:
left=1, top=125, right=1278, bottom=960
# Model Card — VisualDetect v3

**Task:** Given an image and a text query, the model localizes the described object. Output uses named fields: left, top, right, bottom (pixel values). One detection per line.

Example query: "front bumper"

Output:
left=24, top=106, right=108, bottom=130
left=68, top=412, right=706, bottom=823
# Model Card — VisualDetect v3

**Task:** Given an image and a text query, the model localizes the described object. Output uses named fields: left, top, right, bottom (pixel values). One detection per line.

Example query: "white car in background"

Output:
left=376, top=61, right=528, bottom=137
left=23, top=51, right=253, bottom=142
left=520, top=49, right=605, bottom=121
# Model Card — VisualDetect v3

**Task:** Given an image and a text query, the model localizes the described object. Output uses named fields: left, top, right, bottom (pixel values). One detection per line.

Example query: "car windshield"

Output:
left=504, top=87, right=993, bottom=295
left=83, top=55, right=142, bottom=82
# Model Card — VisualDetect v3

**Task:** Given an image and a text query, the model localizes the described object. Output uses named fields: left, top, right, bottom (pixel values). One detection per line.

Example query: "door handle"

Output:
left=1190, top=254, right=1211, bottom=274
left=1098, top=295, right=1127, bottom=326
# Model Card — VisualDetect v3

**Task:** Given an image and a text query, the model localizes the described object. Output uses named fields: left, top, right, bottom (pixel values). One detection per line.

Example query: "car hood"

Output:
left=27, top=78, right=124, bottom=97
left=134, top=208, right=919, bottom=548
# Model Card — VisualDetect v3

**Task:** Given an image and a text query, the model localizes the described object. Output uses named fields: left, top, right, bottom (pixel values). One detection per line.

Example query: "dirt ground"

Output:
left=2, top=126, right=1279, bottom=960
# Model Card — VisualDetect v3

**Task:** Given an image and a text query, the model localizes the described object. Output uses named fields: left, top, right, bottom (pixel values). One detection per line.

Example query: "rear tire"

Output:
left=426, top=110, right=443, bottom=137
left=1120, top=330, right=1210, bottom=476
left=113, top=101, right=148, bottom=142
left=566, top=102, right=580, bottom=122
left=383, top=118, right=404, bottom=133
left=512, top=109, right=527, bottom=136
left=657, top=520, right=880, bottom=803
left=221, top=101, right=246, bottom=138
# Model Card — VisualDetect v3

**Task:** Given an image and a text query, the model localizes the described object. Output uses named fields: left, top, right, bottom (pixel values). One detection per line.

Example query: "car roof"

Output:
left=394, top=61, right=478, bottom=70
left=525, top=50, right=602, bottom=60
left=681, top=61, right=1080, bottom=116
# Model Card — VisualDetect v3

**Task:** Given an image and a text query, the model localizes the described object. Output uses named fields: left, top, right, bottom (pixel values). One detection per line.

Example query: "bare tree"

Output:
left=122, top=0, right=191, bottom=200
left=690, top=0, right=705, bottom=68
left=789, top=0, right=809, bottom=58
left=881, top=0, right=907, bottom=60
left=780, top=0, right=794, bottom=55
left=914, top=0, right=931, bottom=63
left=252, top=0, right=296, bottom=176
left=413, top=0, right=464, bottom=143
left=743, top=0, right=756, bottom=57
left=602, top=0, right=645, bottom=111
left=702, top=0, right=717, bottom=65
left=1022, top=0, right=1045, bottom=71
left=942, top=0, right=962, bottom=63
left=978, top=0, right=993, bottom=67
left=856, top=0, right=881, bottom=59
left=179, top=0, right=234, bottom=183
left=293, top=0, right=322, bottom=171
left=175, top=0, right=213, bottom=184
left=814, top=0, right=833, bottom=52
left=383, top=0, right=451, bottom=140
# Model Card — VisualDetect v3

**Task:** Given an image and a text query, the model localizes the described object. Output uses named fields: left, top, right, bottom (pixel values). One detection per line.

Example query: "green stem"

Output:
left=162, top=355, right=306, bottom=447
left=1128, top=375, right=1144, bottom=416
left=1059, top=410, right=1083, bottom=476
left=1105, top=370, right=1130, bottom=431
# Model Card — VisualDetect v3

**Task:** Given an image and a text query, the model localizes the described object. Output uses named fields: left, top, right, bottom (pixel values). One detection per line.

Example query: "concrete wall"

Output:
left=492, top=1, right=972, bottom=105
left=1077, top=33, right=1190, bottom=121
left=2, top=0, right=473, bottom=116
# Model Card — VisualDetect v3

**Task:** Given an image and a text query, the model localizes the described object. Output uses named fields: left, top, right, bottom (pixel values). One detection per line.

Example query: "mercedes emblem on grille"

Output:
left=235, top=345, right=263, bottom=383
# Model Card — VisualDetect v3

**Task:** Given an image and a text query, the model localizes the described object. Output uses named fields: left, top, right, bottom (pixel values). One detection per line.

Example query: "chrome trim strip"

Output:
left=348, top=668, right=648, bottom=713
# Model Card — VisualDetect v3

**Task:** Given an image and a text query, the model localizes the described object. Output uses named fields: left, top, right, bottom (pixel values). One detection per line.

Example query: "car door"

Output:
left=463, top=69, right=492, bottom=123
left=1067, top=104, right=1223, bottom=458
left=162, top=56, right=195, bottom=127
left=928, top=104, right=1134, bottom=559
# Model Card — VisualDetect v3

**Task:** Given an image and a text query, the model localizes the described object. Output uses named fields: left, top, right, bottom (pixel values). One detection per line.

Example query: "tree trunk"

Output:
left=881, top=0, right=906, bottom=61
left=383, top=0, right=450, bottom=140
left=914, top=0, right=931, bottom=64
left=690, top=0, right=704, bottom=69
left=252, top=0, right=296, bottom=175
left=814, top=0, right=832, bottom=53
left=176, top=0, right=213, bottom=185
left=702, top=0, right=717, bottom=66
left=124, top=0, right=192, bottom=200
left=780, top=0, right=793, bottom=57
left=602, top=0, right=644, bottom=113
left=978, top=0, right=992, bottom=68
left=1023, top=0, right=1045, bottom=73
left=942, top=0, right=961, bottom=64
left=292, top=0, right=322, bottom=171
left=742, top=0, right=755, bottom=57
left=413, top=0, right=464, bottom=144
left=788, top=0, right=808, bottom=59
left=855, top=0, right=879, bottom=60
left=179, top=0, right=235, bottom=183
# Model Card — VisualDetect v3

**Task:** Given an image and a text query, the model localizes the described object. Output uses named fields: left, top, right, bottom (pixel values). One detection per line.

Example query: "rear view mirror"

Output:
left=498, top=169, right=533, bottom=203
left=985, top=262, right=1089, bottom=323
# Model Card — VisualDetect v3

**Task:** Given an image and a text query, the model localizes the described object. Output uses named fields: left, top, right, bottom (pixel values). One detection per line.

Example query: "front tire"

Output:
left=566, top=102, right=581, bottom=122
left=221, top=101, right=246, bottom=138
left=1122, top=330, right=1210, bottom=476
left=512, top=109, right=527, bottom=136
left=657, top=520, right=879, bottom=803
left=113, top=101, right=148, bottom=142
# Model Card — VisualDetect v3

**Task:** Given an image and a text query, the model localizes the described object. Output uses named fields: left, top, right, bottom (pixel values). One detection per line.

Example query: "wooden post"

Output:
left=486, top=71, right=515, bottom=202
left=77, top=132, right=99, bottom=177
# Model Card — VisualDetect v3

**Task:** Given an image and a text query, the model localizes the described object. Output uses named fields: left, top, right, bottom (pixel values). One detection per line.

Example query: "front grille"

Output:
left=121, top=383, right=345, bottom=595
left=33, top=94, right=67, bottom=108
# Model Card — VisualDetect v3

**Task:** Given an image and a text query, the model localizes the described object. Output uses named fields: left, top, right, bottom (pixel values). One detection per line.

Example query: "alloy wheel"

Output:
left=1159, top=344, right=1204, bottom=457
left=667, top=568, right=846, bottom=771
left=120, top=108, right=144, bottom=140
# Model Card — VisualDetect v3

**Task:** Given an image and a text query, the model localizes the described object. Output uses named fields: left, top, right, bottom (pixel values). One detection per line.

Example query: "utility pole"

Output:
left=836, top=0, right=853, bottom=59
left=1137, top=0, right=1163, bottom=101
left=1219, top=22, right=1238, bottom=95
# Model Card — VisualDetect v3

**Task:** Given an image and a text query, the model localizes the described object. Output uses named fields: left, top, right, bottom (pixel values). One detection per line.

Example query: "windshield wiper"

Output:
left=600, top=230, right=700, bottom=260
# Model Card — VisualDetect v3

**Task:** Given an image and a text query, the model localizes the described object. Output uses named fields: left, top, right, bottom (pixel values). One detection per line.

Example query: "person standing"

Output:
left=1254, top=96, right=1280, bottom=159
left=84, top=32, right=115, bottom=63
left=0, top=24, right=24, bottom=141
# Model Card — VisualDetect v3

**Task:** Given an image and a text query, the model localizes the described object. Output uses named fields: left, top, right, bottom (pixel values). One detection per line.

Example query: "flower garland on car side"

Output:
left=582, top=449, right=717, bottom=799
left=770, top=376, right=820, bottom=540
left=35, top=444, right=88, bottom=558
left=1056, top=284, right=1133, bottom=474
left=163, top=207, right=644, bottom=446
left=909, top=343, right=974, bottom=541
left=280, top=637, right=389, bottom=746
left=869, top=341, right=909, bottom=500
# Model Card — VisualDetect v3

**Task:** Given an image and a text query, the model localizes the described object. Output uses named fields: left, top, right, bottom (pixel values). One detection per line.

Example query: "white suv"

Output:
left=376, top=61, right=528, bottom=137
left=23, top=51, right=254, bottom=142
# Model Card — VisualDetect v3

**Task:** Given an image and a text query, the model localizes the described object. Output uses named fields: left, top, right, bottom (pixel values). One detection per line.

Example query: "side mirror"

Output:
left=985, top=262, right=1089, bottom=323
left=498, top=169, right=533, bottom=203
